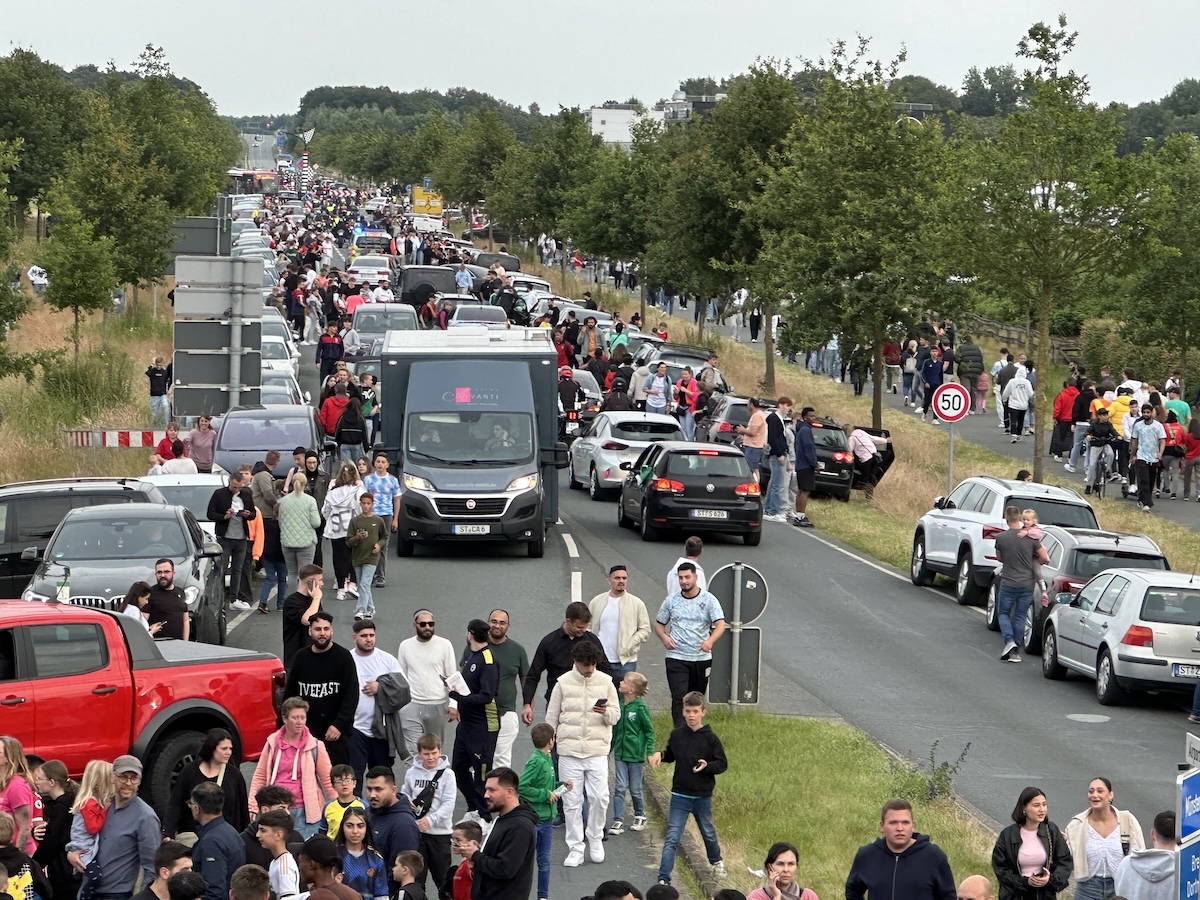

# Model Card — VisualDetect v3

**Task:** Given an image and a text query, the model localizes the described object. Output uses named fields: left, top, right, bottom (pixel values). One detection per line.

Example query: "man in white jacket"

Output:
left=1114, top=810, right=1177, bottom=900
left=1002, top=372, right=1034, bottom=443
left=588, top=565, right=651, bottom=683
left=546, top=641, right=619, bottom=868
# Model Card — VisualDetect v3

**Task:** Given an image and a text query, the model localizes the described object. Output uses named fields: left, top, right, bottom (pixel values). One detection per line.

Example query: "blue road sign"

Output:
left=1178, top=837, right=1200, bottom=900
left=1178, top=768, right=1200, bottom=844
left=423, top=176, right=432, bottom=191
left=276, top=135, right=286, bottom=149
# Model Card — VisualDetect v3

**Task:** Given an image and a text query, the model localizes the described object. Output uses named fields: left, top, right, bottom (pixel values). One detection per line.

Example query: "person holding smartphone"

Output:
left=991, top=786, right=1072, bottom=899
left=746, top=842, right=818, bottom=900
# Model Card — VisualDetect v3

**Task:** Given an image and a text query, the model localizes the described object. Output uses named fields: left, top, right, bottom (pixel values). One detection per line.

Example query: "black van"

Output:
left=398, top=265, right=458, bottom=309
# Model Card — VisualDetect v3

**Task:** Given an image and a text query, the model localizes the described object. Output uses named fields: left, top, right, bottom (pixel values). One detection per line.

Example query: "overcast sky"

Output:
left=5, top=0, right=1197, bottom=117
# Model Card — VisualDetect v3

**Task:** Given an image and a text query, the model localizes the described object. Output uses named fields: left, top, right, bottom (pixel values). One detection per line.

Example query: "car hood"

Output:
left=26, top=558, right=201, bottom=603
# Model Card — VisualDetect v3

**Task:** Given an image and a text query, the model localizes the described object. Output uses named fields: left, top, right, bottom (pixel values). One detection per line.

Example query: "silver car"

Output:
left=568, top=412, right=684, bottom=500
left=1042, top=569, right=1200, bottom=705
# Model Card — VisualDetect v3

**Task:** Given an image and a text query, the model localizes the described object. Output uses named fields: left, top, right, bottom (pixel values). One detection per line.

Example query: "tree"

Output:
left=943, top=16, right=1164, bottom=482
left=889, top=74, right=960, bottom=111
left=959, top=64, right=1022, bottom=117
left=679, top=77, right=719, bottom=96
left=1163, top=79, right=1200, bottom=118
left=433, top=107, right=515, bottom=210
left=40, top=188, right=118, bottom=358
left=753, top=40, right=952, bottom=427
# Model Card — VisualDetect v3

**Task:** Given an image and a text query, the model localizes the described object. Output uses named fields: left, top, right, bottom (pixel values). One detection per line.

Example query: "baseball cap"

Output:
left=299, top=835, right=340, bottom=868
left=112, top=755, right=143, bottom=776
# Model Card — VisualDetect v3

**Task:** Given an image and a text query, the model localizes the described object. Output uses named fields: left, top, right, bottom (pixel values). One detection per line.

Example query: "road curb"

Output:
left=643, top=760, right=720, bottom=897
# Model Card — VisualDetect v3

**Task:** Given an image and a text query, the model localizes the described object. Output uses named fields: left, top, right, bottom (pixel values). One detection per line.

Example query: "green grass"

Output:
left=647, top=710, right=995, bottom=899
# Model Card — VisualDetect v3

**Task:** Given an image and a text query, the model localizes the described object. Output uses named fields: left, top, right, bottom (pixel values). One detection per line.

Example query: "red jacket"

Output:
left=1053, top=386, right=1079, bottom=423
left=319, top=395, right=350, bottom=435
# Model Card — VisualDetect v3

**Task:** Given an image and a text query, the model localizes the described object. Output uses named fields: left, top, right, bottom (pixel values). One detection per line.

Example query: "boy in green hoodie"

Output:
left=519, top=724, right=571, bottom=900
left=345, top=492, right=388, bottom=620
left=608, top=671, right=654, bottom=835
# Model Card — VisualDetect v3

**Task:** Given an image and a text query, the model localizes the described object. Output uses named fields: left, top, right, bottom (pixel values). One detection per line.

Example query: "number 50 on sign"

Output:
left=933, top=383, right=971, bottom=424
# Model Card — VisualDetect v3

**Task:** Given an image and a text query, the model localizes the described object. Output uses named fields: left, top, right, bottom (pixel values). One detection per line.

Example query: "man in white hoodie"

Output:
left=546, top=640, right=619, bottom=868
left=1002, top=372, right=1034, bottom=443
left=1114, top=809, right=1177, bottom=900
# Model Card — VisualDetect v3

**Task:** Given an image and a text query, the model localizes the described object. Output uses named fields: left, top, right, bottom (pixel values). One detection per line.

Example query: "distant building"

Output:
left=587, top=103, right=665, bottom=148
left=662, top=90, right=725, bottom=125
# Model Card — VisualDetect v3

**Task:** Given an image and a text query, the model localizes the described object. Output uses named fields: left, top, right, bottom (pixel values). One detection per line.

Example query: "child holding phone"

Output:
left=345, top=491, right=387, bottom=620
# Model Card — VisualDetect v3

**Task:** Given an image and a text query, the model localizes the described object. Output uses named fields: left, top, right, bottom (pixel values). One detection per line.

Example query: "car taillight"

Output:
left=600, top=441, right=629, bottom=451
left=982, top=524, right=1006, bottom=540
left=566, top=410, right=578, bottom=420
left=652, top=478, right=685, bottom=493
left=699, top=449, right=719, bottom=456
left=716, top=421, right=733, bottom=432
left=735, top=482, right=761, bottom=496
left=831, top=451, right=853, bottom=464
left=1120, top=625, right=1154, bottom=647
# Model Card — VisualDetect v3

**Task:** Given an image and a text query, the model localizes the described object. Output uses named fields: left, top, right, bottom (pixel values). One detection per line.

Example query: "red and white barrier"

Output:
left=63, top=430, right=167, bottom=449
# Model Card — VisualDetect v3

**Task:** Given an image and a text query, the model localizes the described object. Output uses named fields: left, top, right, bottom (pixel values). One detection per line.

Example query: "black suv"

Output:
left=0, top=478, right=166, bottom=597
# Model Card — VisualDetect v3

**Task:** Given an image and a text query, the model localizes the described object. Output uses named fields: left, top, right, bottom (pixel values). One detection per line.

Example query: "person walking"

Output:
left=1064, top=778, right=1144, bottom=900
left=258, top=513, right=288, bottom=615
left=147, top=357, right=172, bottom=427
left=521, top=603, right=612, bottom=724
left=588, top=565, right=651, bottom=682
left=321, top=462, right=365, bottom=601
left=1130, top=403, right=1166, bottom=512
left=846, top=798, right=957, bottom=900
left=396, top=610, right=459, bottom=760
left=186, top=416, right=217, bottom=474
left=1003, top=372, right=1035, bottom=443
left=991, top=786, right=1073, bottom=900
left=763, top=397, right=792, bottom=522
left=956, top=336, right=985, bottom=411
left=655, top=562, right=726, bottom=727
left=994, top=506, right=1049, bottom=664
left=283, top=612, right=359, bottom=768
left=1114, top=810, right=1177, bottom=900
left=188, top=782, right=246, bottom=900
left=348, top=619, right=402, bottom=789
left=248, top=697, right=336, bottom=840
left=361, top=453, right=400, bottom=589
left=208, top=470, right=256, bottom=610
left=345, top=493, right=387, bottom=621
left=480, top=609, right=529, bottom=770
left=448, top=619, right=500, bottom=824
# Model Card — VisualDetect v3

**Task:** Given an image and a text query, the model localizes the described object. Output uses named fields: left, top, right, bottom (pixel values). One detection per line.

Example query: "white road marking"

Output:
left=571, top=571, right=582, bottom=605
left=799, top=529, right=987, bottom=616
left=226, top=608, right=255, bottom=634
left=1066, top=713, right=1111, bottom=723
left=561, top=533, right=579, bottom=558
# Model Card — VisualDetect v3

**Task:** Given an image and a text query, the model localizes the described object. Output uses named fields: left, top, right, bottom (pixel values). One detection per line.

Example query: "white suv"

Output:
left=910, top=476, right=1098, bottom=605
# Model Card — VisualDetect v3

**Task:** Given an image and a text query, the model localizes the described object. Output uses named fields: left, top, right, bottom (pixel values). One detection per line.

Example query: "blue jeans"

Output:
left=290, top=807, right=320, bottom=838
left=1073, top=876, right=1114, bottom=900
left=658, top=793, right=721, bottom=883
left=353, top=563, right=377, bottom=615
left=1069, top=421, right=1091, bottom=470
left=996, top=583, right=1034, bottom=647
left=258, top=559, right=287, bottom=609
left=902, top=371, right=915, bottom=401
left=535, top=821, right=552, bottom=898
left=765, top=455, right=787, bottom=516
left=613, top=760, right=644, bottom=821
left=678, top=410, right=695, bottom=441
left=150, top=394, right=170, bottom=427
left=608, top=660, right=636, bottom=686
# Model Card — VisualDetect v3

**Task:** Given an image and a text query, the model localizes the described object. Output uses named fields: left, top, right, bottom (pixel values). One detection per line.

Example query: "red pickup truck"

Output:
left=0, top=601, right=283, bottom=810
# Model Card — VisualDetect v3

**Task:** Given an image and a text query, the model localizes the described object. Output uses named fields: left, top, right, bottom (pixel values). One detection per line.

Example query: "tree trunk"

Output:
left=1033, top=283, right=1052, bottom=483
left=762, top=300, right=775, bottom=395
left=72, top=307, right=80, bottom=360
left=872, top=336, right=884, bottom=430
left=487, top=221, right=494, bottom=252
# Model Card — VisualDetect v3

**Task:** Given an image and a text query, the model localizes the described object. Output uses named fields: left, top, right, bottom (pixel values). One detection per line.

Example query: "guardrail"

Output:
left=965, top=315, right=1080, bottom=365
left=63, top=429, right=167, bottom=449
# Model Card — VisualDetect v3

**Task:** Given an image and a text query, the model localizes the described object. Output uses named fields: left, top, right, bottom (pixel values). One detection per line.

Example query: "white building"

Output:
left=587, top=104, right=664, bottom=148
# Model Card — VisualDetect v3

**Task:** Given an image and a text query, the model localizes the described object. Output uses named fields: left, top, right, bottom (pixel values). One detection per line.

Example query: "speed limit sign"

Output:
left=932, top=382, right=971, bottom=424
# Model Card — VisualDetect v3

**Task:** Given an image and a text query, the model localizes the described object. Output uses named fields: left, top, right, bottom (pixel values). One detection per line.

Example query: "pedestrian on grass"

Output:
left=746, top=842, right=818, bottom=900
left=791, top=408, right=818, bottom=529
left=846, top=798, right=956, bottom=900
left=990, top=786, right=1072, bottom=900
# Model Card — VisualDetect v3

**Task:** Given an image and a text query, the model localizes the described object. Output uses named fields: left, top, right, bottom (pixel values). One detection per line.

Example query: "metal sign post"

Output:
left=707, top=563, right=768, bottom=711
left=932, top=383, right=971, bottom=495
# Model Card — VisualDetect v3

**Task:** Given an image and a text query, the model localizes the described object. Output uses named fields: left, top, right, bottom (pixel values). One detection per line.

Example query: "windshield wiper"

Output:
left=408, top=450, right=489, bottom=467
left=408, top=450, right=454, bottom=464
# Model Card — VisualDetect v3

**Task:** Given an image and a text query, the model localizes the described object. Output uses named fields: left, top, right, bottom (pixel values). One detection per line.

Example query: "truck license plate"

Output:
left=1174, top=664, right=1200, bottom=678
left=691, top=509, right=728, bottom=519
left=453, top=524, right=491, bottom=535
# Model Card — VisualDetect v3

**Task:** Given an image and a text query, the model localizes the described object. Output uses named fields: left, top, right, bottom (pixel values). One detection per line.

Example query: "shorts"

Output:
left=795, top=467, right=816, bottom=493
left=743, top=446, right=764, bottom=470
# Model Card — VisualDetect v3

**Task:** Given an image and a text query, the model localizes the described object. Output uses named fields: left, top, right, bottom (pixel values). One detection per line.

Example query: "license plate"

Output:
left=1174, top=664, right=1200, bottom=678
left=566, top=422, right=579, bottom=433
left=691, top=509, right=728, bottom=519
left=453, top=524, right=491, bottom=535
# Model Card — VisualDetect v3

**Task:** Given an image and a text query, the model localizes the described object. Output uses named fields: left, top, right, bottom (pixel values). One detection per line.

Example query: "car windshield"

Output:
left=50, top=517, right=189, bottom=561
left=218, top=417, right=312, bottom=450
left=1140, top=589, right=1200, bottom=626
left=262, top=342, right=288, bottom=359
left=455, top=307, right=507, bottom=322
left=262, top=321, right=289, bottom=340
left=665, top=452, right=748, bottom=478
left=155, top=486, right=221, bottom=521
left=612, top=421, right=684, bottom=441
left=407, top=413, right=534, bottom=464
left=1070, top=550, right=1167, bottom=580
left=1011, top=498, right=1099, bottom=529
left=355, top=311, right=416, bottom=333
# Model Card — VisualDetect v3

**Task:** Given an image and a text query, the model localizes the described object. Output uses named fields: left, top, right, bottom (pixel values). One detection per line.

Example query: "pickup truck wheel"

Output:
left=527, top=530, right=545, bottom=558
left=146, top=730, right=205, bottom=811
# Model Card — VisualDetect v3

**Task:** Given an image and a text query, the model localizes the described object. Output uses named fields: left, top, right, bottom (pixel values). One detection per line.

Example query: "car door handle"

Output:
left=0, top=697, right=25, bottom=706
left=1078, top=616, right=1087, bottom=623
left=91, top=686, right=117, bottom=696
left=1100, top=622, right=1108, bottom=629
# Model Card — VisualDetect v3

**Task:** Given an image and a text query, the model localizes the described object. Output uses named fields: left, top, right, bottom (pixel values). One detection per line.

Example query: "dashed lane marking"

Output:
left=226, top=608, right=255, bottom=635
left=561, top=533, right=579, bottom=558
left=571, top=571, right=582, bottom=605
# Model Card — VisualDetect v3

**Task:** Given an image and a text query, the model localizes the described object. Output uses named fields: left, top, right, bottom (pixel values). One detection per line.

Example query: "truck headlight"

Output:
left=403, top=473, right=434, bottom=492
left=506, top=473, right=538, bottom=492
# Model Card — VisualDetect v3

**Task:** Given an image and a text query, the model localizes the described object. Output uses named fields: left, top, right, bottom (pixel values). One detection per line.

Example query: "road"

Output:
left=240, top=132, right=276, bottom=170
left=227, top=344, right=1189, bottom=883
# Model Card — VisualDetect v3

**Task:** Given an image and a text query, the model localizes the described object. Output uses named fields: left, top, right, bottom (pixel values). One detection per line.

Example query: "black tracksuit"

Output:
left=283, top=642, right=358, bottom=766
left=449, top=646, right=500, bottom=818
left=469, top=802, right=538, bottom=900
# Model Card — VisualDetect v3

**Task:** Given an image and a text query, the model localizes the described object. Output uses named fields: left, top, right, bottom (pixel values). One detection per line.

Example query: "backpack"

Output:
left=335, top=404, right=366, bottom=446
left=903, top=354, right=917, bottom=373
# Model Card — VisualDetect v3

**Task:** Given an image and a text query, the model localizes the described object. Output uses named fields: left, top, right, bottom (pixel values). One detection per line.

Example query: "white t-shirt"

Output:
left=597, top=599, right=621, bottom=663
left=666, top=557, right=706, bottom=598
left=121, top=605, right=151, bottom=631
left=161, top=458, right=199, bottom=475
left=352, top=647, right=402, bottom=734
left=397, top=635, right=458, bottom=704
left=270, top=850, right=300, bottom=899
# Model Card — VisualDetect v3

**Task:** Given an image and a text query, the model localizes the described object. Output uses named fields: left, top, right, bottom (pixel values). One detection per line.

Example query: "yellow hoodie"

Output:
left=1109, top=395, right=1134, bottom=437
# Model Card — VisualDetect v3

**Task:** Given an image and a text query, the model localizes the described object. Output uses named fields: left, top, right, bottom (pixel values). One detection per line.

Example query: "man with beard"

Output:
left=396, top=610, right=459, bottom=759
left=147, top=558, right=189, bottom=642
left=472, top=610, right=528, bottom=769
left=455, top=768, right=536, bottom=900
left=284, top=612, right=358, bottom=766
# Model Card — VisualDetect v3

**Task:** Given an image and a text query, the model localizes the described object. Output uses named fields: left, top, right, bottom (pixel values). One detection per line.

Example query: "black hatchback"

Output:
left=616, top=442, right=762, bottom=545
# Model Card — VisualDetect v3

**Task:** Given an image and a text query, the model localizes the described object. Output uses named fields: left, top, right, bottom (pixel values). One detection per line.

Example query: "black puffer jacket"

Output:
left=991, top=820, right=1073, bottom=900
left=956, top=342, right=985, bottom=378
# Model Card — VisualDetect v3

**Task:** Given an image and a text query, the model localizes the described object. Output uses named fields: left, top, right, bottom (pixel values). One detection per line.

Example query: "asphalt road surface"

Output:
left=241, top=132, right=276, bottom=171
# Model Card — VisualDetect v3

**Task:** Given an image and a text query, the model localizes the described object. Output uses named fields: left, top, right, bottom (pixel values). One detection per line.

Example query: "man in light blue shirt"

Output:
left=654, top=562, right=726, bottom=727
left=362, top=451, right=400, bottom=587
left=77, top=755, right=159, bottom=900
left=1130, top=403, right=1166, bottom=511
left=454, top=263, right=473, bottom=293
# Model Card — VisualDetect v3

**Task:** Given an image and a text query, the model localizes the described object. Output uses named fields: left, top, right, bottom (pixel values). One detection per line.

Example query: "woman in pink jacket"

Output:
left=746, top=842, right=819, bottom=900
left=248, top=697, right=335, bottom=838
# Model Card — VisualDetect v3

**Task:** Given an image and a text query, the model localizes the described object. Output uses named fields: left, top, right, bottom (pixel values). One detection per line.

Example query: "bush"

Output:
left=42, top=351, right=136, bottom=415
left=1078, top=319, right=1197, bottom=385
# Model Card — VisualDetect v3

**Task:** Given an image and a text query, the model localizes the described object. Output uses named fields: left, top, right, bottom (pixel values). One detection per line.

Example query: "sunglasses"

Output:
left=416, top=621, right=435, bottom=627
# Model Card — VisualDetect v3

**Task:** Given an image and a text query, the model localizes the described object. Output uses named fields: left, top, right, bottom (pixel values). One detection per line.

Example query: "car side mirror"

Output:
left=201, top=542, right=224, bottom=559
left=619, top=461, right=633, bottom=471
left=933, top=496, right=946, bottom=509
left=20, top=547, right=40, bottom=561
left=1055, top=592, right=1074, bottom=605
left=303, top=390, right=312, bottom=403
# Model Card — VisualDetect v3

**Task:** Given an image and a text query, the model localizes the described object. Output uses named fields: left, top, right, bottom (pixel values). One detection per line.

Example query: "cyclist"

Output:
left=1084, top=407, right=1118, bottom=496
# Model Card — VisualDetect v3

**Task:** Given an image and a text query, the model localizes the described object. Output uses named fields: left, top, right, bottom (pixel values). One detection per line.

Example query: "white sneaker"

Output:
left=588, top=841, right=605, bottom=864
left=230, top=600, right=252, bottom=611
left=712, top=861, right=728, bottom=878
left=335, top=589, right=347, bottom=602
left=1063, top=464, right=1077, bottom=473
left=564, top=850, right=584, bottom=868
left=630, top=815, right=648, bottom=831
left=346, top=582, right=359, bottom=596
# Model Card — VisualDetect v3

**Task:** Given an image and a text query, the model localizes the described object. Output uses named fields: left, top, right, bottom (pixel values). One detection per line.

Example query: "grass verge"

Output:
left=645, top=709, right=995, bottom=899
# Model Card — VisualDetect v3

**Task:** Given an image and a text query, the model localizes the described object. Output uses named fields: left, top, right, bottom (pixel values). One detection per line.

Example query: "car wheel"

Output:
left=837, top=489, right=851, bottom=503
left=955, top=553, right=984, bottom=605
left=145, top=729, right=206, bottom=812
left=1095, top=648, right=1125, bottom=706
left=743, top=528, right=762, bottom=546
left=1042, top=627, right=1067, bottom=680
left=568, top=461, right=583, bottom=489
left=1023, top=605, right=1042, bottom=655
left=527, top=530, right=545, bottom=558
left=589, top=468, right=607, bottom=501
left=985, top=582, right=1000, bottom=631
left=617, top=497, right=633, bottom=529
left=639, top=503, right=661, bottom=542
left=910, top=533, right=934, bottom=586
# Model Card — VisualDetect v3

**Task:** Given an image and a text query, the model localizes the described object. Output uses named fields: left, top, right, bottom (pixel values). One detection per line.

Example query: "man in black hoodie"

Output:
left=460, top=767, right=536, bottom=900
left=845, top=798, right=956, bottom=900
left=284, top=612, right=358, bottom=766
left=1065, top=379, right=1098, bottom=474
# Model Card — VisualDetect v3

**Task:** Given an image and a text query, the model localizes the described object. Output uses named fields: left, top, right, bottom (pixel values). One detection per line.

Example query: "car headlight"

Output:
left=507, top=473, right=539, bottom=492
left=184, top=585, right=201, bottom=609
left=404, top=473, right=434, bottom=492
left=22, top=590, right=50, bottom=602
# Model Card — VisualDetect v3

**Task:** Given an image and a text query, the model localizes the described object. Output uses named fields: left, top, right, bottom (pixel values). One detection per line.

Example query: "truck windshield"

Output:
left=407, top=413, right=534, bottom=465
